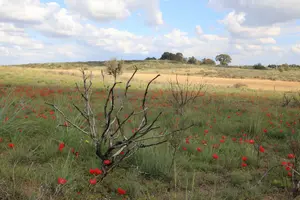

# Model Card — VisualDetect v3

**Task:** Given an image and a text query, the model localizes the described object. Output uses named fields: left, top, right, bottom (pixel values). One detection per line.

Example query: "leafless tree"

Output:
left=46, top=67, right=195, bottom=181
left=168, top=74, right=206, bottom=116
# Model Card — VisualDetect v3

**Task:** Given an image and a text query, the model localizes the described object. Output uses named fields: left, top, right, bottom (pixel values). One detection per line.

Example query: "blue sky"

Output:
left=0, top=0, right=300, bottom=65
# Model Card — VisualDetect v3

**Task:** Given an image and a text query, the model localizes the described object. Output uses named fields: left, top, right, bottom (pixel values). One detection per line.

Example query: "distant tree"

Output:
left=145, top=57, right=157, bottom=60
left=160, top=52, right=185, bottom=62
left=160, top=52, right=171, bottom=60
left=105, top=58, right=124, bottom=82
left=187, top=56, right=198, bottom=64
left=253, top=63, right=266, bottom=70
left=202, top=58, right=216, bottom=65
left=175, top=52, right=184, bottom=62
left=215, top=54, right=232, bottom=66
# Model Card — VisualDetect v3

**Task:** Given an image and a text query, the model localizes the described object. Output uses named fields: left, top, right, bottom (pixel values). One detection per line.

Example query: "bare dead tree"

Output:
left=46, top=67, right=195, bottom=181
left=168, top=74, right=206, bottom=116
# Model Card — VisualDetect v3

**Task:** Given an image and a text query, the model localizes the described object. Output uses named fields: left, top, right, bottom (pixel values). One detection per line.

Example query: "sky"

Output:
left=0, top=0, right=300, bottom=65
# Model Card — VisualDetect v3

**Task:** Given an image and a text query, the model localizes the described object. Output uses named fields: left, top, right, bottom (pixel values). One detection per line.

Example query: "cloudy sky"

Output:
left=1, top=0, right=300, bottom=65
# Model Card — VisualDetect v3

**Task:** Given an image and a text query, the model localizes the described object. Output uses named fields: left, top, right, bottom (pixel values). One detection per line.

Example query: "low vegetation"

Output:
left=0, top=63, right=300, bottom=199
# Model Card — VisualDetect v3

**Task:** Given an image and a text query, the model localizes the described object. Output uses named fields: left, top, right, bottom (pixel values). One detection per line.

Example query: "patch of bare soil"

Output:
left=121, top=73, right=300, bottom=92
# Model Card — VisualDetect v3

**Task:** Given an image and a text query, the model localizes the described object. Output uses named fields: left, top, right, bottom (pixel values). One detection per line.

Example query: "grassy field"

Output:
left=0, top=65, right=300, bottom=200
left=2, top=60, right=300, bottom=82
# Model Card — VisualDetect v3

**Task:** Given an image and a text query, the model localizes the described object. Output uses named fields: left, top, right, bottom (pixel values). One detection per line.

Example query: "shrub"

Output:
left=253, top=63, right=266, bottom=70
left=105, top=58, right=124, bottom=82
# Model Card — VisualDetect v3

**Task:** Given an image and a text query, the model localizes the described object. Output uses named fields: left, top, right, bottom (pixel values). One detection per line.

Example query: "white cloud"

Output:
left=220, top=11, right=281, bottom=38
left=82, top=24, right=152, bottom=54
left=195, top=25, right=203, bottom=35
left=208, top=0, right=300, bottom=26
left=0, top=22, right=44, bottom=49
left=195, top=25, right=228, bottom=41
left=34, top=8, right=83, bottom=37
left=259, top=38, right=276, bottom=44
left=0, top=0, right=60, bottom=24
left=292, top=44, right=300, bottom=54
left=64, top=0, right=163, bottom=26
left=271, top=46, right=282, bottom=52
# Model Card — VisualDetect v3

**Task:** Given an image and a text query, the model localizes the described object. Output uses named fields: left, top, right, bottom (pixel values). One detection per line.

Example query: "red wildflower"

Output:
left=89, top=168, right=95, bottom=174
left=288, top=154, right=295, bottom=159
left=249, top=139, right=255, bottom=144
left=241, top=162, right=247, bottom=167
left=232, top=138, right=237, bottom=142
left=281, top=161, right=287, bottom=166
left=288, top=172, right=292, bottom=177
left=259, top=146, right=265, bottom=153
left=182, top=147, right=187, bottom=151
left=8, top=143, right=15, bottom=149
left=57, top=177, right=67, bottom=185
left=285, top=166, right=291, bottom=171
left=0, top=138, right=3, bottom=142
left=117, top=188, right=126, bottom=195
left=212, top=153, right=219, bottom=160
left=58, top=142, right=65, bottom=152
left=94, top=168, right=102, bottom=175
left=204, top=129, right=209, bottom=134
left=242, top=156, right=248, bottom=161
left=196, top=147, right=202, bottom=152
left=220, top=139, right=225, bottom=143
left=263, top=128, right=268, bottom=133
left=89, top=178, right=97, bottom=185
left=103, top=160, right=111, bottom=165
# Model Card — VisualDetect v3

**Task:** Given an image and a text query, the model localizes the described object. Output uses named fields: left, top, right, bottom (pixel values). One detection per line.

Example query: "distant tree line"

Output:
left=145, top=52, right=234, bottom=66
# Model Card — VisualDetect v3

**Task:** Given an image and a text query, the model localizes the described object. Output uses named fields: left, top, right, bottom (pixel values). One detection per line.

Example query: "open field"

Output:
left=2, top=60, right=300, bottom=82
left=0, top=65, right=300, bottom=200
left=1, top=66, right=300, bottom=92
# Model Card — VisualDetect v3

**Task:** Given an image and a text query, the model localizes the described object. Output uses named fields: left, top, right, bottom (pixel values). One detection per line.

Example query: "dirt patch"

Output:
left=121, top=73, right=300, bottom=92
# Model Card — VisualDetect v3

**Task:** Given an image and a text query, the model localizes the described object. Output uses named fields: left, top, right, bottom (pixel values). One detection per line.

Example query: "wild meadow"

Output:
left=0, top=66, right=300, bottom=200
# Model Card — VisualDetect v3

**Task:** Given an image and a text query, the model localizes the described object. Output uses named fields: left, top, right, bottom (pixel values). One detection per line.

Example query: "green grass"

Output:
left=0, top=73, right=299, bottom=199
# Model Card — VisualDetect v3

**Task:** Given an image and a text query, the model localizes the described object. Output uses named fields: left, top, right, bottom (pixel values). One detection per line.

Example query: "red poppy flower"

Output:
left=288, top=154, right=295, bottom=159
left=212, top=153, right=219, bottom=160
left=182, top=147, right=187, bottom=151
left=263, top=128, right=268, bottom=133
left=103, top=160, right=111, bottom=165
left=220, top=139, right=225, bottom=143
left=242, top=156, right=247, bottom=161
left=285, top=166, right=291, bottom=171
left=196, top=147, right=202, bottom=152
left=288, top=172, right=292, bottom=177
left=232, top=138, right=237, bottom=142
left=281, top=161, right=287, bottom=166
left=8, top=143, right=14, bottom=149
left=117, top=188, right=126, bottom=195
left=249, top=140, right=255, bottom=144
left=241, top=162, right=247, bottom=167
left=259, top=146, right=265, bottom=153
left=57, top=177, right=67, bottom=185
left=89, top=178, right=97, bottom=185
left=89, top=169, right=95, bottom=174
left=94, top=168, right=102, bottom=175
left=204, top=129, right=209, bottom=134
left=58, top=143, right=65, bottom=152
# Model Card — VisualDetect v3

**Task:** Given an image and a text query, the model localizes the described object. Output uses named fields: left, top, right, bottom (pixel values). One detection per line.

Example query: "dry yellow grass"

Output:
left=0, top=66, right=299, bottom=92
